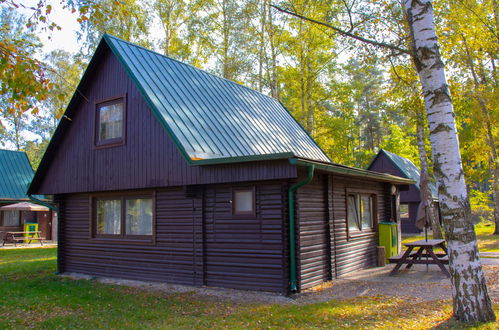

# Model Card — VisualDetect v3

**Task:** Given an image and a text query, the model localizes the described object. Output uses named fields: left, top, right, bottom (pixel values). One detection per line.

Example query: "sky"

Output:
left=16, top=0, right=82, bottom=55
left=1, top=1, right=82, bottom=149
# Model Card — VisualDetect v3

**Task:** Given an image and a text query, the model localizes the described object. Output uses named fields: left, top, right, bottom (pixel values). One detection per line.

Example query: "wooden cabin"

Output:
left=0, top=149, right=56, bottom=240
left=367, top=149, right=438, bottom=234
left=28, top=35, right=413, bottom=294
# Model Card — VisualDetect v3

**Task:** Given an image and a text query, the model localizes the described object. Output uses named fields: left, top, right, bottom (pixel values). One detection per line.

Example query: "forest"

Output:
left=0, top=0, right=497, bottom=224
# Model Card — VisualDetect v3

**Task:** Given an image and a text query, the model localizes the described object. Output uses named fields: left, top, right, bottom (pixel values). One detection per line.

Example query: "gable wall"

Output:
left=36, top=47, right=296, bottom=195
left=368, top=154, right=420, bottom=203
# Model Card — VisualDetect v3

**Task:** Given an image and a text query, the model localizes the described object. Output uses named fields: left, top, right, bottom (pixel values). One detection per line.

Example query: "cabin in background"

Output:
left=28, top=35, right=413, bottom=294
left=367, top=149, right=438, bottom=234
left=0, top=149, right=57, bottom=240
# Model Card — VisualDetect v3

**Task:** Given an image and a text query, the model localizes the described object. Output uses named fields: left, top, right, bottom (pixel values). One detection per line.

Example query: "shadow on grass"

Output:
left=1, top=247, right=497, bottom=329
left=432, top=316, right=498, bottom=329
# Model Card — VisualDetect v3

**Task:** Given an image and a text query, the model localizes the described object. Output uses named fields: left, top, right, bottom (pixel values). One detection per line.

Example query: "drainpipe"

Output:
left=288, top=159, right=315, bottom=292
left=28, top=194, right=58, bottom=212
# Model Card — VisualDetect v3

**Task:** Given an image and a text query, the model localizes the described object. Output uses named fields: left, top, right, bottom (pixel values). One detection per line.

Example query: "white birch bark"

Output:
left=404, top=0, right=495, bottom=322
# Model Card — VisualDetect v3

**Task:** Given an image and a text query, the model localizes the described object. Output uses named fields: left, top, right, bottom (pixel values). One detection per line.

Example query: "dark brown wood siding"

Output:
left=331, top=176, right=386, bottom=277
left=33, top=47, right=296, bottom=195
left=204, top=182, right=287, bottom=292
left=295, top=173, right=390, bottom=289
left=400, top=202, right=421, bottom=234
left=59, top=191, right=202, bottom=284
left=57, top=180, right=287, bottom=293
left=296, top=174, right=330, bottom=290
left=368, top=153, right=421, bottom=203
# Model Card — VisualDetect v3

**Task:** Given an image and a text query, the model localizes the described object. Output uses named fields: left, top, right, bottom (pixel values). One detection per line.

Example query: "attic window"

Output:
left=95, top=96, right=125, bottom=147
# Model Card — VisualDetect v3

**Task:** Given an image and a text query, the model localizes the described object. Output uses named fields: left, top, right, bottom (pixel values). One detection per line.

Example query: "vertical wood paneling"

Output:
left=34, top=47, right=296, bottom=196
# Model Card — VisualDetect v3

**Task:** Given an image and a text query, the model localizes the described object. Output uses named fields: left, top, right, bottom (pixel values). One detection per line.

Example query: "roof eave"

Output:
left=191, top=152, right=295, bottom=166
left=290, top=158, right=416, bottom=185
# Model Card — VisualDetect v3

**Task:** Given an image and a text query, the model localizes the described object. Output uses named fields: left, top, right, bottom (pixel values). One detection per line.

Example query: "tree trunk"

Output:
left=258, top=0, right=266, bottom=93
left=265, top=0, right=279, bottom=98
left=404, top=0, right=495, bottom=322
left=416, top=115, right=443, bottom=239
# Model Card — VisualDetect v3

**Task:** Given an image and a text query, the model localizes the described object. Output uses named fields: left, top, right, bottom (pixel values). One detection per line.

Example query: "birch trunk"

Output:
left=416, top=117, right=443, bottom=239
left=404, top=0, right=495, bottom=322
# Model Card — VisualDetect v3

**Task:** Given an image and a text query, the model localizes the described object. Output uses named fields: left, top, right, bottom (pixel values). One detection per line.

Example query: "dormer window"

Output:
left=95, top=96, right=126, bottom=147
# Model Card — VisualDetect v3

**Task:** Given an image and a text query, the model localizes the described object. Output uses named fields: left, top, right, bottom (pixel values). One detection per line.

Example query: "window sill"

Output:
left=94, top=139, right=125, bottom=149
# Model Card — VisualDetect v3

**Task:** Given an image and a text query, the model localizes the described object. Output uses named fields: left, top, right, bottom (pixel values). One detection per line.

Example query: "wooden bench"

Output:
left=1, top=231, right=44, bottom=247
left=389, top=252, right=447, bottom=263
left=389, top=239, right=450, bottom=277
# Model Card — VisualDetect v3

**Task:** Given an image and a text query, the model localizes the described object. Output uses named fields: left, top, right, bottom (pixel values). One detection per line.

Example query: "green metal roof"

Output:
left=0, top=149, right=41, bottom=200
left=372, top=149, right=437, bottom=197
left=104, top=35, right=330, bottom=164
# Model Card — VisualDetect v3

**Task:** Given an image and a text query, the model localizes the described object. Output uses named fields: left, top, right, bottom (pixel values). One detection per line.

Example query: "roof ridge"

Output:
left=104, top=34, right=280, bottom=104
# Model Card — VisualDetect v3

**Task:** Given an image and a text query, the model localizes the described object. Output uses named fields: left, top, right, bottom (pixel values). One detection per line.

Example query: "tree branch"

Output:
left=271, top=4, right=412, bottom=56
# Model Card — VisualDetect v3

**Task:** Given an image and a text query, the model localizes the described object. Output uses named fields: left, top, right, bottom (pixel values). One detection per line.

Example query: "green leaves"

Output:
left=0, top=8, right=51, bottom=116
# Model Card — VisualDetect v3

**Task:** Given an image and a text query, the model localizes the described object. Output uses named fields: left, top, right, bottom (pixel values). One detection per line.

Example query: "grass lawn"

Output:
left=402, top=222, right=499, bottom=253
left=0, top=248, right=497, bottom=329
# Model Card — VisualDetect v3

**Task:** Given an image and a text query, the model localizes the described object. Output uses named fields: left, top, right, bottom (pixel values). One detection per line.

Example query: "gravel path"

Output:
left=64, top=263, right=499, bottom=306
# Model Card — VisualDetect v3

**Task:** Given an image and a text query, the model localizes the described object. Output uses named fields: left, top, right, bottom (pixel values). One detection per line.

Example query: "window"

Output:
left=93, top=195, right=153, bottom=239
left=1, top=210, right=20, bottom=227
left=95, top=97, right=125, bottom=146
left=347, top=193, right=375, bottom=232
left=232, top=187, right=255, bottom=215
left=400, top=204, right=409, bottom=219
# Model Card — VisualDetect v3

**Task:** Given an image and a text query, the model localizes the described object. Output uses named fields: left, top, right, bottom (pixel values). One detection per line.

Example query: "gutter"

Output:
left=28, top=194, right=58, bottom=212
left=291, top=158, right=415, bottom=185
left=288, top=158, right=315, bottom=292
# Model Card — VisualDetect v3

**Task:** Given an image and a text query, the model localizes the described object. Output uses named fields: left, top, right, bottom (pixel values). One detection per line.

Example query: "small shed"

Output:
left=0, top=149, right=57, bottom=240
left=367, top=149, right=438, bottom=233
left=28, top=35, right=413, bottom=294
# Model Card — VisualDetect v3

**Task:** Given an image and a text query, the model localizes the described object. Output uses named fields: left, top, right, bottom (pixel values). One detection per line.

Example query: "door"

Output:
left=36, top=211, right=52, bottom=240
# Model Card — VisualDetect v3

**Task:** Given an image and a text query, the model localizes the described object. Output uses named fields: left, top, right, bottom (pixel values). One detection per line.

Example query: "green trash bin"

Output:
left=24, top=222, right=38, bottom=243
left=379, top=221, right=398, bottom=262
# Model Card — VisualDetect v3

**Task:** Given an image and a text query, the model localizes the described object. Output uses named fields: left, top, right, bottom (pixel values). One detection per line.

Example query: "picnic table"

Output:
left=389, top=239, right=450, bottom=277
left=1, top=231, right=44, bottom=247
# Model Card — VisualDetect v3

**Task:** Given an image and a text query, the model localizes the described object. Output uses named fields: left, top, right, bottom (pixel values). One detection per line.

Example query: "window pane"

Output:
left=99, top=102, right=123, bottom=141
left=400, top=204, right=409, bottom=218
left=234, top=190, right=253, bottom=214
left=347, top=195, right=360, bottom=231
left=2, top=210, right=20, bottom=226
left=126, top=198, right=152, bottom=235
left=361, top=195, right=373, bottom=229
left=97, top=200, right=121, bottom=234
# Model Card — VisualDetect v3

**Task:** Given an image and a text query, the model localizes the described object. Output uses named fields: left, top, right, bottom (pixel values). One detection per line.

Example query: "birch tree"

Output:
left=273, top=0, right=495, bottom=322
left=404, top=0, right=494, bottom=321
